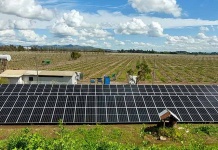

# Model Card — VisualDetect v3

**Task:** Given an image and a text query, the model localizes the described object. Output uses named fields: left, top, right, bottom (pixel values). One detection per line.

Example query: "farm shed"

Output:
left=158, top=109, right=180, bottom=127
left=0, top=70, right=81, bottom=84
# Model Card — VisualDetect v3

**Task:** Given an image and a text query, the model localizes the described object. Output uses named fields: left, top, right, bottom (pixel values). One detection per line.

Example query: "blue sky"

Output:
left=0, top=0, right=218, bottom=52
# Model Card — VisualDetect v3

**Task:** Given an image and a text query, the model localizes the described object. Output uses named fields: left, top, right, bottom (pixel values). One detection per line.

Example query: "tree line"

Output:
left=117, top=49, right=218, bottom=55
left=1, top=45, right=217, bottom=55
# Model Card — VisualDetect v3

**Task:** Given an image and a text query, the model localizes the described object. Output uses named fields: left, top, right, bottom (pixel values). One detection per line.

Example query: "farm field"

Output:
left=1, top=51, right=218, bottom=84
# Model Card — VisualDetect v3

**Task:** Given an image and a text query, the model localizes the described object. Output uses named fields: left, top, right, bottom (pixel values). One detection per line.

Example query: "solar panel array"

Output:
left=0, top=84, right=218, bottom=124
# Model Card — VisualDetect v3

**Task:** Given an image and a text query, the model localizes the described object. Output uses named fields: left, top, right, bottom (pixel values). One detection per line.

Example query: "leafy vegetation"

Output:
left=1, top=124, right=218, bottom=149
left=71, top=51, right=81, bottom=60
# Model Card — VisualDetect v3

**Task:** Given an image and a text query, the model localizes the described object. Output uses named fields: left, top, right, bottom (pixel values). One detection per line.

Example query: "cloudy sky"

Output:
left=0, top=0, right=218, bottom=52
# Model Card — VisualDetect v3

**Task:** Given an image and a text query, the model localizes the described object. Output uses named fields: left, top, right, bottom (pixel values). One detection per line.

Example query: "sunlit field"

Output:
left=3, top=51, right=217, bottom=84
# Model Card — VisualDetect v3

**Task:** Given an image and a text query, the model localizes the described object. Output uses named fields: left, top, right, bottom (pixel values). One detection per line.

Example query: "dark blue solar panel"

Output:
left=0, top=84, right=218, bottom=124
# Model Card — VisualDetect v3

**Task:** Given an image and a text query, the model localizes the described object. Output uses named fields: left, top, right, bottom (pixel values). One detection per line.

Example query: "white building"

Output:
left=0, top=70, right=81, bottom=84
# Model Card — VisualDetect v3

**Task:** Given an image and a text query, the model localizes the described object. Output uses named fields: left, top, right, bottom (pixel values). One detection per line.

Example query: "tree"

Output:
left=136, top=60, right=151, bottom=81
left=71, top=51, right=81, bottom=60
left=18, top=45, right=25, bottom=51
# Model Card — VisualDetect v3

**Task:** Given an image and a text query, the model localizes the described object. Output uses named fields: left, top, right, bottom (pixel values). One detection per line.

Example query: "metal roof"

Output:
left=159, top=109, right=180, bottom=121
left=0, top=70, right=77, bottom=78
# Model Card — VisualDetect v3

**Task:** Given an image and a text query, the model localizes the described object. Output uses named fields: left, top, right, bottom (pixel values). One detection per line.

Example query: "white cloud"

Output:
left=115, top=18, right=163, bottom=37
left=132, top=42, right=155, bottom=47
left=51, top=10, right=110, bottom=38
left=200, top=26, right=209, bottom=32
left=115, top=40, right=125, bottom=46
left=18, top=30, right=46, bottom=42
left=0, top=30, right=21, bottom=45
left=82, top=10, right=218, bottom=30
left=147, top=22, right=163, bottom=37
left=59, top=37, right=77, bottom=45
left=0, top=19, right=33, bottom=30
left=115, top=18, right=147, bottom=35
left=166, top=36, right=194, bottom=45
left=13, top=20, right=33, bottom=30
left=81, top=40, right=98, bottom=46
left=63, top=10, right=85, bottom=27
left=0, top=29, right=15, bottom=37
left=51, top=22, right=78, bottom=36
left=0, top=0, right=54, bottom=20
left=166, top=33, right=218, bottom=51
left=86, top=40, right=97, bottom=45
left=128, top=0, right=182, bottom=17
left=80, top=29, right=110, bottom=38
left=196, top=33, right=208, bottom=39
left=0, top=20, right=13, bottom=30
left=103, top=42, right=111, bottom=48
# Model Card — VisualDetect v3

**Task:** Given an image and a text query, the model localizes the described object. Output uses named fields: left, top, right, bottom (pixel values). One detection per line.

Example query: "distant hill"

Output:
left=38, top=44, right=105, bottom=51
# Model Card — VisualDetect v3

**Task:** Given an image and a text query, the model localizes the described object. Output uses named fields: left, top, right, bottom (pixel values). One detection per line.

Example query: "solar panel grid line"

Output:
left=135, top=86, right=141, bottom=95
left=168, top=96, right=183, bottom=121
left=187, top=96, right=204, bottom=122
left=113, top=95, right=119, bottom=122
left=159, top=85, right=164, bottom=95
left=206, top=85, right=216, bottom=95
left=152, top=85, right=158, bottom=93
left=13, top=84, right=21, bottom=93
left=0, top=96, right=9, bottom=112
left=178, top=85, right=186, bottom=96
left=2, top=84, right=9, bottom=95
left=162, top=85, right=168, bottom=95
left=210, top=85, right=217, bottom=93
left=16, top=95, right=29, bottom=123
left=28, top=84, right=35, bottom=93
left=6, top=84, right=14, bottom=93
left=27, top=96, right=40, bottom=123
left=150, top=96, right=160, bottom=121
left=4, top=95, right=20, bottom=123
left=210, top=96, right=218, bottom=107
left=39, top=95, right=50, bottom=123
left=172, top=96, right=188, bottom=116
left=196, top=85, right=204, bottom=93
left=183, top=85, right=192, bottom=96
left=104, top=95, right=108, bottom=123
left=132, top=96, right=141, bottom=122
left=84, top=95, right=87, bottom=122
left=215, top=86, right=218, bottom=92
left=123, top=96, right=130, bottom=122
left=34, top=84, right=39, bottom=94
left=42, top=84, right=47, bottom=93
left=196, top=96, right=215, bottom=122
left=73, top=96, right=78, bottom=123
left=158, top=85, right=166, bottom=94
left=200, top=95, right=215, bottom=108
left=159, top=95, right=167, bottom=108
left=0, top=96, right=9, bottom=123
left=190, top=85, right=197, bottom=93
left=141, top=96, right=151, bottom=122
left=50, top=95, right=59, bottom=123
left=94, top=95, right=98, bottom=123
left=171, top=85, right=179, bottom=95
left=62, top=95, right=68, bottom=122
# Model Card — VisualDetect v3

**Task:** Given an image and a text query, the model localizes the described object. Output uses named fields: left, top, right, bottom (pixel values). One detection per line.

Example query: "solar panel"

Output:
left=0, top=84, right=218, bottom=124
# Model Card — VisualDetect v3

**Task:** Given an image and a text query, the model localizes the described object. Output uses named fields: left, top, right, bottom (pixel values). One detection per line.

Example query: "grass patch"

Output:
left=2, top=124, right=218, bottom=149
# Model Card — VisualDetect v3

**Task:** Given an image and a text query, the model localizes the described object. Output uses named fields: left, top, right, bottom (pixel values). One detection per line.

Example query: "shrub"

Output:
left=71, top=51, right=81, bottom=60
left=192, top=125, right=218, bottom=136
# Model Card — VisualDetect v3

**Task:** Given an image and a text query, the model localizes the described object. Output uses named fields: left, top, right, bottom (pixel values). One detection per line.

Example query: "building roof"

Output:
left=0, top=70, right=77, bottom=78
left=159, top=109, right=180, bottom=121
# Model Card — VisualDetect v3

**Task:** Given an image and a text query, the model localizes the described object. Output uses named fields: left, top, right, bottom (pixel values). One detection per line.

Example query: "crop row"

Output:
left=2, top=51, right=218, bottom=84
